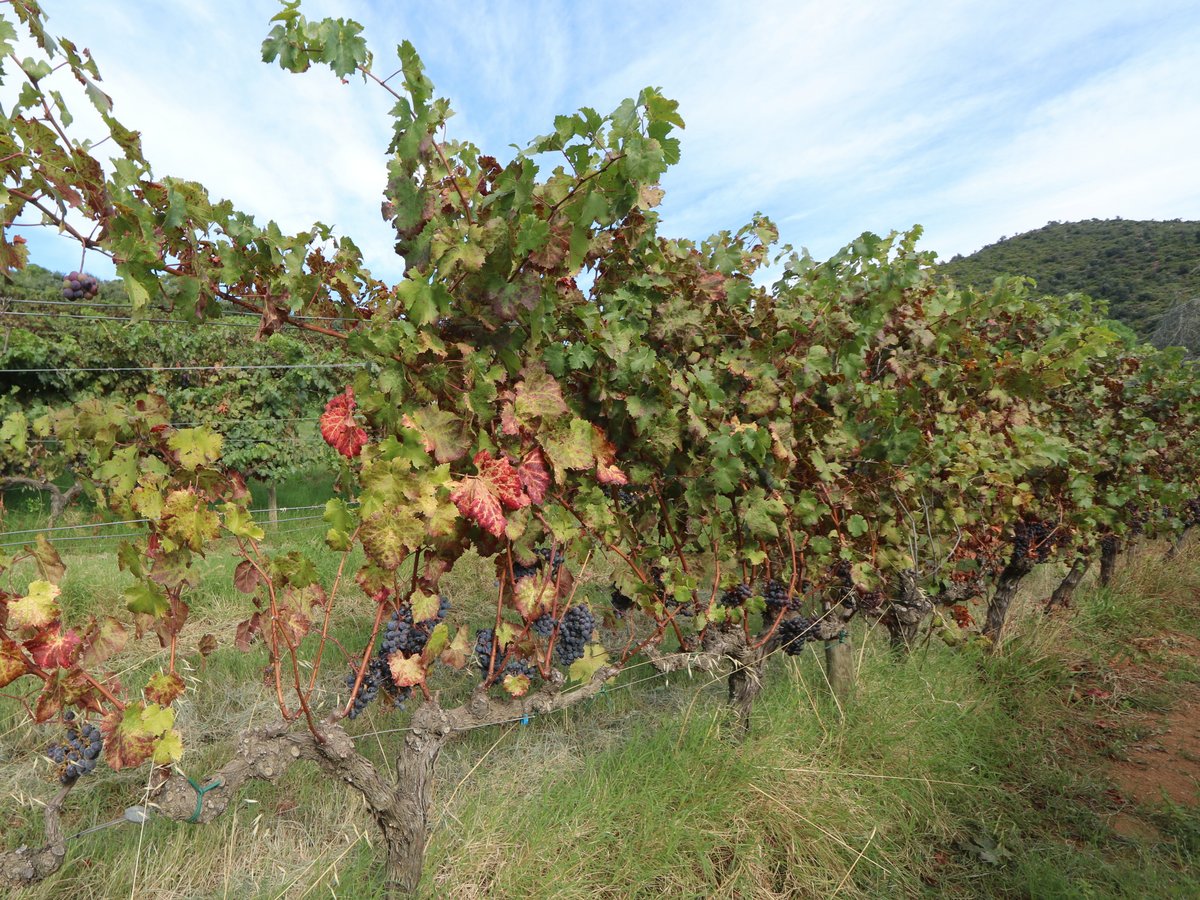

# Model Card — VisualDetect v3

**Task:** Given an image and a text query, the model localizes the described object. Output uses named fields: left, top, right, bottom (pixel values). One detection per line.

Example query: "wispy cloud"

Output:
left=9, top=0, right=1200, bottom=282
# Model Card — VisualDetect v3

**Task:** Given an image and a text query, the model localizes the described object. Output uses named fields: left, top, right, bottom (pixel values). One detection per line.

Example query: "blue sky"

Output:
left=11, top=1, right=1200, bottom=285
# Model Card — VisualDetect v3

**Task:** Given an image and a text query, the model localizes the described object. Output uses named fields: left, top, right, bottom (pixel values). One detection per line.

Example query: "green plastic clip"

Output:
left=186, top=775, right=224, bottom=823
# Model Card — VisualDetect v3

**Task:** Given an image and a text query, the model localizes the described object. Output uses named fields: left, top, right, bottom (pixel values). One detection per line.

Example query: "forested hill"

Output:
left=939, top=219, right=1200, bottom=336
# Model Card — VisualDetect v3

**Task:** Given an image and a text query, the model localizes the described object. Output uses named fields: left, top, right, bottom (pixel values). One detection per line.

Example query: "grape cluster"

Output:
left=345, top=656, right=392, bottom=719
left=1013, top=519, right=1054, bottom=562
left=719, top=582, right=752, bottom=608
left=532, top=612, right=556, bottom=637
left=1125, top=503, right=1148, bottom=536
left=604, top=484, right=642, bottom=507
left=762, top=579, right=807, bottom=611
left=610, top=588, right=636, bottom=618
left=474, top=628, right=540, bottom=683
left=345, top=597, right=451, bottom=718
left=1183, top=498, right=1200, bottom=528
left=511, top=546, right=565, bottom=582
left=381, top=597, right=451, bottom=656
left=512, top=559, right=540, bottom=580
left=45, top=712, right=103, bottom=783
left=61, top=270, right=99, bottom=301
left=776, top=616, right=819, bottom=656
left=535, top=546, right=564, bottom=579
left=555, top=604, right=596, bottom=667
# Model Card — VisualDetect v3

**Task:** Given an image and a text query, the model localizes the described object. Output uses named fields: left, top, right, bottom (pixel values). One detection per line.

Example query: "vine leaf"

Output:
left=421, top=622, right=449, bottom=663
left=568, top=643, right=610, bottom=683
left=517, top=448, right=552, bottom=504
left=402, top=407, right=467, bottom=463
left=0, top=636, right=28, bottom=688
left=125, top=579, right=170, bottom=617
left=222, top=503, right=265, bottom=540
left=101, top=702, right=177, bottom=770
left=320, top=387, right=368, bottom=459
left=513, top=576, right=550, bottom=619
left=33, top=535, right=65, bottom=584
left=450, top=451, right=529, bottom=536
left=502, top=672, right=530, bottom=697
left=513, top=363, right=568, bottom=426
left=439, top=626, right=471, bottom=669
left=144, top=670, right=186, bottom=706
left=168, top=427, right=223, bottom=470
left=153, top=728, right=185, bottom=765
left=360, top=509, right=424, bottom=570
left=410, top=589, right=440, bottom=624
left=388, top=652, right=426, bottom=688
left=160, top=490, right=220, bottom=552
left=23, top=623, right=81, bottom=669
left=8, top=579, right=61, bottom=629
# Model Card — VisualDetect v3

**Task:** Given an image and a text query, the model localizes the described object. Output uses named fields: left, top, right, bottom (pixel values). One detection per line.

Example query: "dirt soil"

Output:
left=1104, top=632, right=1200, bottom=838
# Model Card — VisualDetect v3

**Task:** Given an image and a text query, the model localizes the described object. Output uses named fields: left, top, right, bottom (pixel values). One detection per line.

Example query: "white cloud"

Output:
left=7, top=0, right=1200, bottom=281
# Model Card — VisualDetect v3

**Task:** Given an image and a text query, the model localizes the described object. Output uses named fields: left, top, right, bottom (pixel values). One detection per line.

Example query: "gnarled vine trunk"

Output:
left=3, top=666, right=619, bottom=897
left=0, top=477, right=82, bottom=525
left=1099, top=536, right=1119, bottom=587
left=822, top=599, right=856, bottom=707
left=1166, top=526, right=1191, bottom=560
left=881, top=569, right=933, bottom=654
left=983, top=554, right=1035, bottom=649
left=649, top=628, right=766, bottom=740
left=726, top=646, right=768, bottom=739
left=1046, top=556, right=1089, bottom=610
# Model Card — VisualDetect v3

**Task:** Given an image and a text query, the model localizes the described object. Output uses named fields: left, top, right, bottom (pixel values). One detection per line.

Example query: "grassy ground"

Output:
left=1, top=510, right=1198, bottom=897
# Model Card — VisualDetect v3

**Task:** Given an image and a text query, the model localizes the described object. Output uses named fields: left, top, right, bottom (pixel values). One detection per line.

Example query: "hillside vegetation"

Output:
left=941, top=219, right=1200, bottom=336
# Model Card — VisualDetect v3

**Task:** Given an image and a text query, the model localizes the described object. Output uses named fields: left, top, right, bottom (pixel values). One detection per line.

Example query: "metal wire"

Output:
left=0, top=513, right=331, bottom=548
left=0, top=295, right=367, bottom=322
left=0, top=504, right=331, bottom=538
left=0, top=310, right=269, bottom=328
left=1, top=363, right=362, bottom=374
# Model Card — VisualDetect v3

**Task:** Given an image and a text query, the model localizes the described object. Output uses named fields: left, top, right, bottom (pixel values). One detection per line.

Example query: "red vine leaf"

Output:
left=450, top=451, right=529, bottom=536
left=596, top=461, right=628, bottom=485
left=517, top=448, right=552, bottom=504
left=233, top=559, right=261, bottom=594
left=500, top=401, right=521, bottom=436
left=320, top=387, right=368, bottom=459
left=198, top=633, right=218, bottom=658
left=235, top=612, right=263, bottom=651
left=0, top=637, right=28, bottom=688
left=24, top=623, right=82, bottom=669
left=144, top=670, right=186, bottom=706
left=591, top=426, right=628, bottom=485
left=275, top=601, right=312, bottom=644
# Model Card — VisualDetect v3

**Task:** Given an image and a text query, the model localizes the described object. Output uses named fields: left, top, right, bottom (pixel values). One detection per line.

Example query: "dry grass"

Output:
left=2, top=536, right=1199, bottom=897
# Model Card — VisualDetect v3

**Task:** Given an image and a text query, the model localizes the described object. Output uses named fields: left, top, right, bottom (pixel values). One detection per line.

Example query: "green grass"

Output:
left=2, top=539, right=1199, bottom=897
